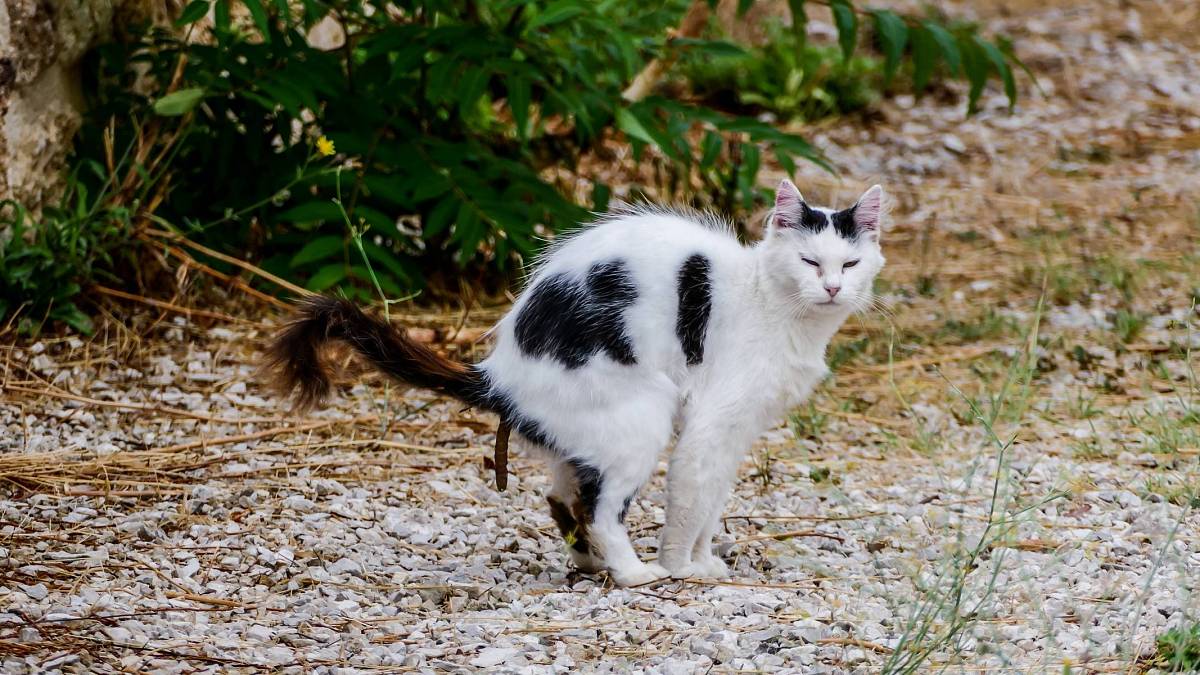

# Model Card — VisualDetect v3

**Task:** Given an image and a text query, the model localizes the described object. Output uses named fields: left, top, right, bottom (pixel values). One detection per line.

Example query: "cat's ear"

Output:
left=852, top=184, right=885, bottom=234
left=773, top=178, right=806, bottom=230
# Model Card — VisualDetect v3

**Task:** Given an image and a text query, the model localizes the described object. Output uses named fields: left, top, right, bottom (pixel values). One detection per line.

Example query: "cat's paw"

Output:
left=610, top=562, right=669, bottom=587
left=665, top=555, right=728, bottom=580
left=666, top=561, right=699, bottom=579
left=568, top=548, right=604, bottom=574
left=692, top=553, right=730, bottom=579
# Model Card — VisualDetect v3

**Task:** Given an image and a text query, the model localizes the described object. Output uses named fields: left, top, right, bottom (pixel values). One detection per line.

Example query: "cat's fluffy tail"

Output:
left=264, top=295, right=482, bottom=412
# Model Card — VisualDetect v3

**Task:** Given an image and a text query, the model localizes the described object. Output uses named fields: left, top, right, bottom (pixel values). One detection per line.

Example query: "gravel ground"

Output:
left=3, top=0, right=1200, bottom=672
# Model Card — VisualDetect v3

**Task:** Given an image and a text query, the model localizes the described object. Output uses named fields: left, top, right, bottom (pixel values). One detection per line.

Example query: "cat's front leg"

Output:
left=660, top=420, right=750, bottom=579
left=689, top=512, right=731, bottom=579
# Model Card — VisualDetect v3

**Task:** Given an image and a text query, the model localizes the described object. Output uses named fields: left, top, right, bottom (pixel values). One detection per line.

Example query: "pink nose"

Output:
left=825, top=285, right=840, bottom=298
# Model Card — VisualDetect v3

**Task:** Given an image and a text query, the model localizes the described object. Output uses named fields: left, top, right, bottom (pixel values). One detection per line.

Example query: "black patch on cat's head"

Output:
left=777, top=203, right=827, bottom=232
left=781, top=203, right=862, bottom=242
left=831, top=205, right=859, bottom=241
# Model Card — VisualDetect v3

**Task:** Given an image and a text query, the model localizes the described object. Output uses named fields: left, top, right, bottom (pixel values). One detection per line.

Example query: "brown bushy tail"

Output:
left=264, top=295, right=482, bottom=412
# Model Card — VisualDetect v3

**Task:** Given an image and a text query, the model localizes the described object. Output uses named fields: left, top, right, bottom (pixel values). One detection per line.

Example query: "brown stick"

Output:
left=816, top=637, right=894, bottom=654
left=851, top=344, right=1002, bottom=374
left=142, top=228, right=313, bottom=299
left=1, top=384, right=289, bottom=425
left=733, top=529, right=845, bottom=545
left=164, top=245, right=290, bottom=309
left=94, top=285, right=265, bottom=325
left=165, top=592, right=250, bottom=608
left=64, top=488, right=183, bottom=497
left=152, top=418, right=354, bottom=453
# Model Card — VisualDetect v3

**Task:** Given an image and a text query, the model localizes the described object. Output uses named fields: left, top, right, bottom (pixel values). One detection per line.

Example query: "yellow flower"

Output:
left=316, top=136, right=335, bottom=157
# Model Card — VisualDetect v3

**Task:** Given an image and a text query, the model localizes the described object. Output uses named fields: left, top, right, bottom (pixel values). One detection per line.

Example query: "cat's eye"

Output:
left=843, top=260, right=860, bottom=269
left=801, top=258, right=820, bottom=267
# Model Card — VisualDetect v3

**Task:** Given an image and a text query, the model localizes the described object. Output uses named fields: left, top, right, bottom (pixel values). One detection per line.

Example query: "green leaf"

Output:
left=451, top=202, right=482, bottom=251
left=923, top=22, right=961, bottom=75
left=507, top=75, right=531, bottom=141
left=1000, top=36, right=1043, bottom=96
left=911, top=26, right=937, bottom=94
left=786, top=0, right=808, bottom=51
left=672, top=38, right=749, bottom=58
left=459, top=68, right=492, bottom=120
left=410, top=173, right=451, bottom=203
left=615, top=108, right=654, bottom=145
left=214, top=0, right=230, bottom=32
left=977, top=36, right=1017, bottom=109
left=361, top=240, right=414, bottom=286
left=307, top=263, right=347, bottom=291
left=423, top=197, right=458, bottom=238
left=51, top=304, right=93, bottom=335
left=290, top=235, right=344, bottom=267
left=622, top=104, right=683, bottom=162
left=355, top=205, right=403, bottom=240
left=175, top=0, right=210, bottom=27
left=528, top=1, right=585, bottom=31
left=870, top=10, right=908, bottom=84
left=592, top=182, right=611, bottom=212
left=830, top=0, right=857, bottom=61
left=699, top=131, right=723, bottom=170
left=276, top=201, right=345, bottom=224
left=775, top=147, right=797, bottom=177
left=736, top=0, right=755, bottom=16
left=960, top=36, right=989, bottom=114
left=152, top=88, right=205, bottom=116
left=257, top=80, right=303, bottom=117
left=243, top=0, right=271, bottom=42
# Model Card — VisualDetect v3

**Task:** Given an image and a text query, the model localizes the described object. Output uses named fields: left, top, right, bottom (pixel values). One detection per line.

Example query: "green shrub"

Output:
left=3, top=0, right=1027, bottom=332
left=681, top=22, right=884, bottom=122
left=0, top=184, right=130, bottom=336
left=1150, top=623, right=1200, bottom=672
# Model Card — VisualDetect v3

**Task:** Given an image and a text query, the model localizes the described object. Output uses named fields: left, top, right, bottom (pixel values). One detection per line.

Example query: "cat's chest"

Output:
left=778, top=357, right=829, bottom=404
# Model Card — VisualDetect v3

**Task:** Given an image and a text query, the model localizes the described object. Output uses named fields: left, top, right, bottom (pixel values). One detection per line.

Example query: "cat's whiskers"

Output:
left=785, top=291, right=816, bottom=319
left=863, top=295, right=898, bottom=327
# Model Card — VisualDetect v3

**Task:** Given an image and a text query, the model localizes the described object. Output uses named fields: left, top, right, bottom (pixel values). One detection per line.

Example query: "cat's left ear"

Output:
left=771, top=178, right=806, bottom=231
left=852, top=184, right=885, bottom=238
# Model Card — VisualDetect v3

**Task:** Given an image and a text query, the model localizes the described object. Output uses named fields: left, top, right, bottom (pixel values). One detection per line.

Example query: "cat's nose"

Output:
left=824, top=284, right=841, bottom=298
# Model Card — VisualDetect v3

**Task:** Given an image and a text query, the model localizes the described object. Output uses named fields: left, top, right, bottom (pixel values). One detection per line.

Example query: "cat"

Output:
left=265, top=179, right=886, bottom=587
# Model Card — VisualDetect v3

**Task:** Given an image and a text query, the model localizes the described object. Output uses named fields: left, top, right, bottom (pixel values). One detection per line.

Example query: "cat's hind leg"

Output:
left=545, top=460, right=603, bottom=573
left=567, top=452, right=667, bottom=587
left=523, top=371, right=677, bottom=586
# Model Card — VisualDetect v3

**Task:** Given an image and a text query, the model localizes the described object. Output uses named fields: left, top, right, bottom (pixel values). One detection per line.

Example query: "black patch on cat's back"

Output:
left=675, top=254, right=713, bottom=366
left=515, top=260, right=638, bottom=368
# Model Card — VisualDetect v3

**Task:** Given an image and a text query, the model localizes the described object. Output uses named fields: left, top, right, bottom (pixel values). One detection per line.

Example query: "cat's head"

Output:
left=761, top=179, right=886, bottom=317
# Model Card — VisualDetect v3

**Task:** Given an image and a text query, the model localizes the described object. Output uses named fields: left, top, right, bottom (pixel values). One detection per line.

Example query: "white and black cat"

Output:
left=266, top=179, right=886, bottom=586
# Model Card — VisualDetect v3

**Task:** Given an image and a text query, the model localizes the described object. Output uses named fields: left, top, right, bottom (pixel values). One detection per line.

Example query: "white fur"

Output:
left=478, top=182, right=886, bottom=586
